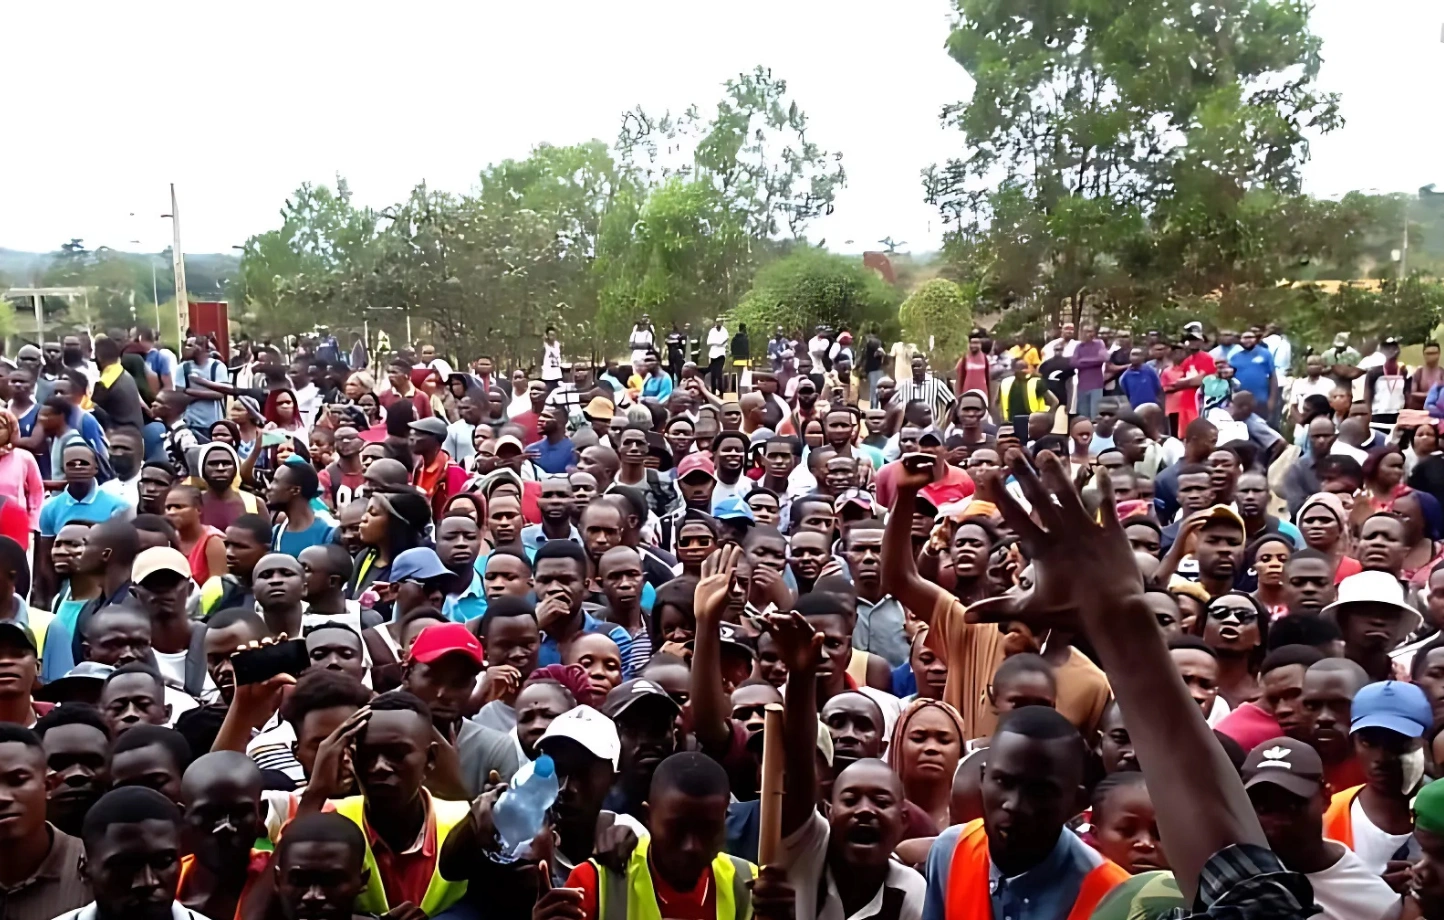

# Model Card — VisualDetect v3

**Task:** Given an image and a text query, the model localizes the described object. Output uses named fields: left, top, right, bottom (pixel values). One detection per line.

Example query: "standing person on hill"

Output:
left=706, top=317, right=731, bottom=393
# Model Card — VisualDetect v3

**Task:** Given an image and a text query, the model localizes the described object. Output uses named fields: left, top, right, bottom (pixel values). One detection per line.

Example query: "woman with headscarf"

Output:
left=1298, top=492, right=1362, bottom=584
left=413, top=367, right=448, bottom=419
left=344, top=371, right=375, bottom=403
left=349, top=490, right=434, bottom=616
left=887, top=698, right=965, bottom=832
left=479, top=467, right=541, bottom=525
left=0, top=409, right=44, bottom=533
left=227, top=396, right=263, bottom=459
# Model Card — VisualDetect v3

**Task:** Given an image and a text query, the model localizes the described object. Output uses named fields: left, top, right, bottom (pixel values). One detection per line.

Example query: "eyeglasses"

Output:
left=1207, top=605, right=1259, bottom=624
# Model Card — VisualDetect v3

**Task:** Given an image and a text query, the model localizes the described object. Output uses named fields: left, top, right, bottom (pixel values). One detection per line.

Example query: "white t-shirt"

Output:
left=707, top=326, right=730, bottom=360
left=1305, top=841, right=1403, bottom=920
left=1350, top=797, right=1415, bottom=873
left=248, top=718, right=304, bottom=783
left=1355, top=351, right=1386, bottom=402
left=1370, top=366, right=1409, bottom=416
left=779, top=811, right=925, bottom=920
left=153, top=649, right=219, bottom=703
left=541, top=341, right=563, bottom=381
left=1291, top=376, right=1336, bottom=413
left=808, top=336, right=831, bottom=367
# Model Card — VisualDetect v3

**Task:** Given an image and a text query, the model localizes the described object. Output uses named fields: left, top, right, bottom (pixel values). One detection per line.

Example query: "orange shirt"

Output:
left=923, top=592, right=1006, bottom=741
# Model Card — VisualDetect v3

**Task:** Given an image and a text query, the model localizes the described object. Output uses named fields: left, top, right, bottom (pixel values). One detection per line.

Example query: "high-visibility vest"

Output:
left=945, top=819, right=1128, bottom=920
left=595, top=834, right=756, bottom=920
left=331, top=794, right=470, bottom=917
left=1323, top=785, right=1364, bottom=849
left=998, top=376, right=1049, bottom=414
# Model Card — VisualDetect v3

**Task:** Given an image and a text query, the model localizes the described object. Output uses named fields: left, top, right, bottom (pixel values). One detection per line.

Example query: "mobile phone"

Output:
left=261, top=430, right=289, bottom=447
left=231, top=639, right=310, bottom=685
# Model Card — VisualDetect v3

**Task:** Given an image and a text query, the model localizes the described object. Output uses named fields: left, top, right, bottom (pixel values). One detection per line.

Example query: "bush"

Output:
left=899, top=279, right=975, bottom=370
left=730, top=248, right=900, bottom=342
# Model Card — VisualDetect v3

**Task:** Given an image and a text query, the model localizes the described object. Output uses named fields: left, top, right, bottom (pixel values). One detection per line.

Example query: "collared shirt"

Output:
left=38, top=480, right=129, bottom=537
left=443, top=570, right=487, bottom=623
left=97, top=471, right=140, bottom=513
left=781, top=811, right=924, bottom=920
left=526, top=436, right=576, bottom=475
left=922, top=824, right=1106, bottom=920
left=854, top=595, right=909, bottom=667
left=357, top=789, right=439, bottom=910
left=537, top=611, right=636, bottom=677
left=521, top=522, right=581, bottom=554
left=892, top=375, right=956, bottom=418
left=0, top=825, right=88, bottom=920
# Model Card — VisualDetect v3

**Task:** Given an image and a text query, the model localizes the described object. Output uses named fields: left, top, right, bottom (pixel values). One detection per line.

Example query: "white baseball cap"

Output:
left=537, top=704, right=621, bottom=769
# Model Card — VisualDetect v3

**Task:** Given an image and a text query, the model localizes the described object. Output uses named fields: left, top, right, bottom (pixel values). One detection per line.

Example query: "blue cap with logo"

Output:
left=1351, top=680, right=1433, bottom=738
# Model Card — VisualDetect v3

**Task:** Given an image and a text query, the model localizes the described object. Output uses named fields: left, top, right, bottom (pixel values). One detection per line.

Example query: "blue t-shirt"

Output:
left=271, top=516, right=338, bottom=556
left=537, top=611, right=637, bottom=678
left=1118, top=365, right=1163, bottom=409
left=1229, top=346, right=1275, bottom=404
left=177, top=358, right=229, bottom=427
left=642, top=374, right=674, bottom=401
left=527, top=437, right=576, bottom=475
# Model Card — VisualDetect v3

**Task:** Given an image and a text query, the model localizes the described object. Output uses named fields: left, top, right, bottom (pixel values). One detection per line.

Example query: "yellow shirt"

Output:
left=1008, top=344, right=1042, bottom=373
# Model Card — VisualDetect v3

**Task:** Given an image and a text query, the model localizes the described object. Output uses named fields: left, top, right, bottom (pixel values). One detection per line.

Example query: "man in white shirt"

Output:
left=1243, top=737, right=1401, bottom=920
left=771, top=611, right=925, bottom=920
left=706, top=318, right=730, bottom=393
left=1041, top=321, right=1078, bottom=359
left=1290, top=354, right=1337, bottom=424
left=629, top=316, right=655, bottom=366
left=540, top=326, right=564, bottom=388
left=808, top=326, right=832, bottom=370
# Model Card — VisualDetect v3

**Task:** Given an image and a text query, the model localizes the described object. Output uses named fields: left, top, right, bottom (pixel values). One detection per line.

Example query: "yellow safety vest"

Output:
left=596, top=835, right=756, bottom=920
left=998, top=375, right=1049, bottom=414
left=331, top=794, right=470, bottom=917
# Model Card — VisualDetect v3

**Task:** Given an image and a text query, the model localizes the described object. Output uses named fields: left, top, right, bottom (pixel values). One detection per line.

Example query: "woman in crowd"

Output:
left=413, top=367, right=448, bottom=419
left=506, top=369, right=531, bottom=418
left=227, top=397, right=263, bottom=458
left=165, top=483, right=227, bottom=584
left=349, top=491, right=433, bottom=606
left=1298, top=491, right=1363, bottom=583
left=1189, top=590, right=1270, bottom=708
left=1362, top=445, right=1411, bottom=513
left=1247, top=533, right=1293, bottom=620
left=263, top=387, right=306, bottom=436
left=1406, top=422, right=1443, bottom=476
left=1393, top=490, right=1444, bottom=587
left=0, top=409, right=43, bottom=534
left=801, top=416, right=825, bottom=450
left=887, top=698, right=965, bottom=833
left=355, top=391, right=387, bottom=442
left=208, top=419, right=242, bottom=451
left=344, top=370, right=375, bottom=401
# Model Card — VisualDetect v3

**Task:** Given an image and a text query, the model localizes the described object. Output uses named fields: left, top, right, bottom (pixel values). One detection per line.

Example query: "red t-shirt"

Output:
left=512, top=411, right=542, bottom=444
left=1176, top=352, right=1216, bottom=427
left=567, top=858, right=715, bottom=920
left=1334, top=555, right=1363, bottom=585
left=1214, top=701, right=1282, bottom=751
left=0, top=496, right=30, bottom=550
left=320, top=464, right=366, bottom=508
left=379, top=389, right=433, bottom=419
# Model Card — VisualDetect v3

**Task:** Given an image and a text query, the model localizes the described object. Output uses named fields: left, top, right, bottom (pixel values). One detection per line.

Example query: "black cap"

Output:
left=1242, top=737, right=1324, bottom=798
left=602, top=678, right=682, bottom=721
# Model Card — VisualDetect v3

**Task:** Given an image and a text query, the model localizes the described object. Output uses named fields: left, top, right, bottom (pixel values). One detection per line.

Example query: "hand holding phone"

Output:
left=232, top=638, right=310, bottom=685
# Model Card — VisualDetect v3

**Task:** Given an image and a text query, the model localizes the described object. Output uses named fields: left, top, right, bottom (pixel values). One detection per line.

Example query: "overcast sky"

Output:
left=3, top=0, right=1439, bottom=257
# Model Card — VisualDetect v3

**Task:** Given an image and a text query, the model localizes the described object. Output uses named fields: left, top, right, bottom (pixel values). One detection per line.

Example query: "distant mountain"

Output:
left=0, top=248, right=241, bottom=287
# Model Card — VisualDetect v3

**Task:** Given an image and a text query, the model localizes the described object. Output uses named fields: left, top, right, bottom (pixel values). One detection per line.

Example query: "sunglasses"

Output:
left=678, top=535, right=715, bottom=549
left=732, top=704, right=769, bottom=722
left=1207, top=605, right=1259, bottom=624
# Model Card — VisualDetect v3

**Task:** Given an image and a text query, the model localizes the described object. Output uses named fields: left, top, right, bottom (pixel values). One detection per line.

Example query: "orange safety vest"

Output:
left=945, top=819, right=1129, bottom=920
left=1323, top=784, right=1364, bottom=849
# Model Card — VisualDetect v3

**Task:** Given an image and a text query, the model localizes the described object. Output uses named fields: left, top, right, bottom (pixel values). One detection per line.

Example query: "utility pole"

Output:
left=165, top=183, right=188, bottom=348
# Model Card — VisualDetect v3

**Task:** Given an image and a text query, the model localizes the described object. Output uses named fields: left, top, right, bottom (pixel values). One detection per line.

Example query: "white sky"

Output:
left=2, top=0, right=1439, bottom=257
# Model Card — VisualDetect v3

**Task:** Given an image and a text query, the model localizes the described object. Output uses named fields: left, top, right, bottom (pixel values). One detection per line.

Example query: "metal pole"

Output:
left=170, top=184, right=189, bottom=347
left=33, top=295, right=43, bottom=346
left=152, top=260, right=161, bottom=332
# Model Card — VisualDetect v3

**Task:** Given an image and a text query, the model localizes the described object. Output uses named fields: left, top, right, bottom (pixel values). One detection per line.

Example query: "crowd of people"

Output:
left=2, top=315, right=1444, bottom=920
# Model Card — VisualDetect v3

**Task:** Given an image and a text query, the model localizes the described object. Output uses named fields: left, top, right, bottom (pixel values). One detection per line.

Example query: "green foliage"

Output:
left=731, top=247, right=900, bottom=342
left=899, top=279, right=974, bottom=369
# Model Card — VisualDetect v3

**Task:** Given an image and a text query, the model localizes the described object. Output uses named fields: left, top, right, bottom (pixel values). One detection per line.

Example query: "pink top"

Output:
left=0, top=449, right=44, bottom=531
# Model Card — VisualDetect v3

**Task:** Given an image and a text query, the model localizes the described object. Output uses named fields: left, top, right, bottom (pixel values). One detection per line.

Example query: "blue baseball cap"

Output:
left=712, top=495, right=755, bottom=524
left=389, top=547, right=452, bottom=583
left=1351, top=681, right=1433, bottom=738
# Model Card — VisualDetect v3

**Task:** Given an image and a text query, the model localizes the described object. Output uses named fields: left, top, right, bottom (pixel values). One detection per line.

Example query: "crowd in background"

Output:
left=2, top=312, right=1444, bottom=920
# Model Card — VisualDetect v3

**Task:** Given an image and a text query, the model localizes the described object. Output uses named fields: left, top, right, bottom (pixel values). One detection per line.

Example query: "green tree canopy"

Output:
left=730, top=247, right=899, bottom=342
left=899, top=278, right=975, bottom=370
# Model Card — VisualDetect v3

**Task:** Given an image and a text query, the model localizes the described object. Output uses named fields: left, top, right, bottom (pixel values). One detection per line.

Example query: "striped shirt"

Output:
left=891, top=375, right=956, bottom=419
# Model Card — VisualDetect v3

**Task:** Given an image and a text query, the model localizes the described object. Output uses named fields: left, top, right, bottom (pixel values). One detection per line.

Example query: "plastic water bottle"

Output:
left=493, top=754, right=559, bottom=853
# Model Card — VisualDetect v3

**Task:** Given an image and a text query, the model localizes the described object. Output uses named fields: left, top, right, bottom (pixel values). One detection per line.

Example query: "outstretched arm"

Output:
left=971, top=455, right=1264, bottom=901
left=766, top=611, right=822, bottom=838
left=691, top=546, right=742, bottom=753
left=881, top=454, right=950, bottom=623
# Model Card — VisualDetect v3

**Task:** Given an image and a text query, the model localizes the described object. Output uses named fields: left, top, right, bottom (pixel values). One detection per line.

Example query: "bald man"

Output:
left=739, top=392, right=769, bottom=435
left=178, top=751, right=266, bottom=920
left=254, top=552, right=306, bottom=638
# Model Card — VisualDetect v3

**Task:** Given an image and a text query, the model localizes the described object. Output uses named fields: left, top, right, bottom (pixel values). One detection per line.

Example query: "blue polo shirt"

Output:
left=38, top=481, right=129, bottom=537
left=443, top=570, right=487, bottom=623
left=526, top=436, right=576, bottom=475
left=1229, top=345, right=1275, bottom=404
left=537, top=610, right=637, bottom=678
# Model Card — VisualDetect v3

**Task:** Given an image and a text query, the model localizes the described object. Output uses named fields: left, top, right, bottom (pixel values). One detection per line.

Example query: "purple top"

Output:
left=1071, top=339, right=1109, bottom=392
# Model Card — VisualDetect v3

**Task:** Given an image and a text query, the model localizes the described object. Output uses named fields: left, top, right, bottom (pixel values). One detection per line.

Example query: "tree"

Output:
left=926, top=0, right=1343, bottom=329
left=598, top=66, right=846, bottom=338
left=899, top=279, right=975, bottom=370
left=731, top=247, right=899, bottom=343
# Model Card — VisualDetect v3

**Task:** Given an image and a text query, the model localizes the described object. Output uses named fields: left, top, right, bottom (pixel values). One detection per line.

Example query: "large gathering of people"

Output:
left=2, top=317, right=1444, bottom=920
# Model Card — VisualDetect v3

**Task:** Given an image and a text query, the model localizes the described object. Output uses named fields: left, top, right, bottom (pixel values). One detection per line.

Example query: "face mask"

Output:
left=111, top=455, right=139, bottom=481
left=1403, top=746, right=1426, bottom=795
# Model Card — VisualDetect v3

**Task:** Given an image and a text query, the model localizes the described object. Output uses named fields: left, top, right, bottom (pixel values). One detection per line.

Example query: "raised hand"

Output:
left=695, top=543, right=743, bottom=625
left=533, top=861, right=586, bottom=920
left=760, top=609, right=823, bottom=676
left=895, top=452, right=935, bottom=492
left=967, top=450, right=1143, bottom=633
left=481, top=665, right=522, bottom=704
left=307, top=707, right=368, bottom=801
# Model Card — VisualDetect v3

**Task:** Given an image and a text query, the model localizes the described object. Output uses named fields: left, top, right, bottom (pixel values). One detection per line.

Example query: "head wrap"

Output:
left=1298, top=492, right=1347, bottom=531
left=527, top=663, right=596, bottom=708
left=1415, top=777, right=1444, bottom=836
left=886, top=698, right=966, bottom=779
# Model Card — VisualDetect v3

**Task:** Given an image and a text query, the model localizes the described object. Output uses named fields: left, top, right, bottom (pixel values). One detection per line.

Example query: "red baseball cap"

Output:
left=677, top=452, right=717, bottom=481
left=407, top=623, right=483, bottom=666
